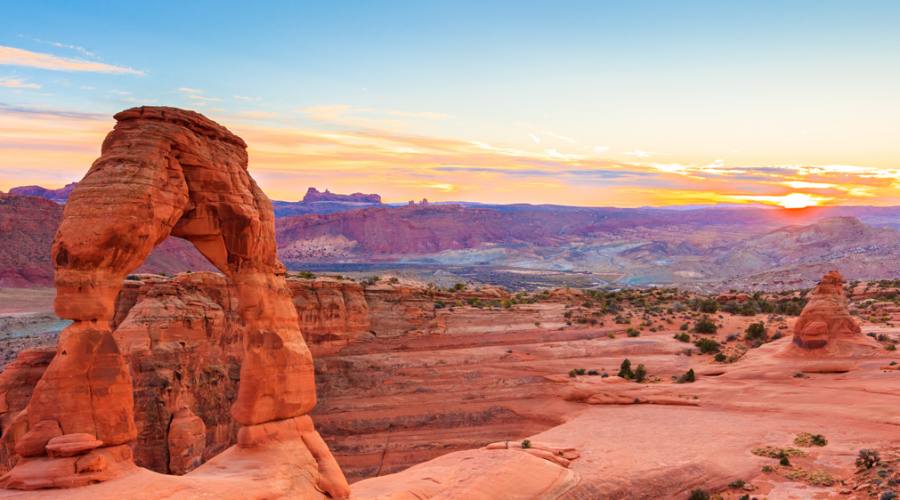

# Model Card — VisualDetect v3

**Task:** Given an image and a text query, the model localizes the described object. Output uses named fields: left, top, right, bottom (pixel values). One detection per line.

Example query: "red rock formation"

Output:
left=792, top=270, right=865, bottom=350
left=0, top=192, right=213, bottom=288
left=112, top=272, right=243, bottom=474
left=0, top=349, right=55, bottom=471
left=1, top=107, right=347, bottom=496
left=288, top=277, right=370, bottom=352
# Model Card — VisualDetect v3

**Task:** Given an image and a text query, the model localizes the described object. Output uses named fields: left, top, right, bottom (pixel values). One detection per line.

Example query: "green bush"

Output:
left=618, top=359, right=634, bottom=379
left=693, top=316, right=718, bottom=334
left=697, top=299, right=719, bottom=313
left=694, top=338, right=721, bottom=354
left=745, top=322, right=768, bottom=344
left=688, top=489, right=710, bottom=500
left=728, top=479, right=746, bottom=489
left=634, top=364, right=647, bottom=383
left=676, top=368, right=695, bottom=384
left=714, top=352, right=727, bottom=362
left=521, top=439, right=531, bottom=449
left=626, top=328, right=640, bottom=337
left=673, top=332, right=691, bottom=343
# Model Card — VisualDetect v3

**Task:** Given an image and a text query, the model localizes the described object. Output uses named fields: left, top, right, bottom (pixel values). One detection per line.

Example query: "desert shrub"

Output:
left=521, top=439, right=531, bottom=449
left=587, top=369, right=599, bottom=376
left=388, top=276, right=400, bottom=284
left=694, top=337, right=721, bottom=354
left=745, top=322, right=768, bottom=344
left=794, top=432, right=827, bottom=447
left=676, top=369, right=695, bottom=384
left=680, top=322, right=690, bottom=331
left=887, top=344, right=897, bottom=351
left=688, top=489, right=710, bottom=500
left=633, top=364, right=647, bottom=382
left=626, top=328, right=640, bottom=337
left=434, top=300, right=446, bottom=309
left=673, top=332, right=691, bottom=342
left=762, top=465, right=774, bottom=473
left=728, top=479, right=746, bottom=489
left=694, top=299, right=719, bottom=313
left=297, top=271, right=316, bottom=279
left=618, top=359, right=634, bottom=379
left=857, top=449, right=881, bottom=469
left=714, top=352, right=727, bottom=362
left=451, top=283, right=466, bottom=291
left=693, top=316, right=718, bottom=334
left=779, top=455, right=791, bottom=466
left=575, top=368, right=586, bottom=375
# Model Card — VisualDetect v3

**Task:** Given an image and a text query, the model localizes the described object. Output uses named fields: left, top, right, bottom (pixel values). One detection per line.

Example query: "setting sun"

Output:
left=777, top=192, right=821, bottom=209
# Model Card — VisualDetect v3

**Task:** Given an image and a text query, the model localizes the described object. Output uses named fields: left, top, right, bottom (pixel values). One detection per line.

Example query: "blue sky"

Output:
left=2, top=1, right=898, bottom=206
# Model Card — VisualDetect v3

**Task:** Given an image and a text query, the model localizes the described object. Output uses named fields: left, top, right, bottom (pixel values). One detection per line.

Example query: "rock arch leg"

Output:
left=1, top=121, right=191, bottom=488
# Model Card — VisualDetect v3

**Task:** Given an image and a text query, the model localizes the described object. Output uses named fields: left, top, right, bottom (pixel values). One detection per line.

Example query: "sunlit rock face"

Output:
left=0, top=107, right=347, bottom=497
left=792, top=270, right=862, bottom=349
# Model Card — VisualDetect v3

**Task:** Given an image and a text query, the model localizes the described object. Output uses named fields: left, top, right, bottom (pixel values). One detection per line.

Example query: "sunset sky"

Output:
left=1, top=1, right=898, bottom=207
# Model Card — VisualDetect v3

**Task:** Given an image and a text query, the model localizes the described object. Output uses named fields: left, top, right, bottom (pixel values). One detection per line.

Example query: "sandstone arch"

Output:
left=2, top=107, right=348, bottom=495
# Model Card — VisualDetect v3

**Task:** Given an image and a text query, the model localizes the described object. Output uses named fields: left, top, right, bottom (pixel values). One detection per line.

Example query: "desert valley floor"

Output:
left=1, top=272, right=898, bottom=499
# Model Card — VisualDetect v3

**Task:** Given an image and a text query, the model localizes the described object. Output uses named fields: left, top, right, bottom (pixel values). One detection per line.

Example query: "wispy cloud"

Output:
left=0, top=77, right=41, bottom=89
left=0, top=45, right=144, bottom=75
left=19, top=36, right=97, bottom=58
left=176, top=87, right=221, bottom=106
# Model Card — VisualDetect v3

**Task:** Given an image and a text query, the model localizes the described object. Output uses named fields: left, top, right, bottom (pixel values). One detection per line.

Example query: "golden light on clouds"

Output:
left=0, top=104, right=897, bottom=208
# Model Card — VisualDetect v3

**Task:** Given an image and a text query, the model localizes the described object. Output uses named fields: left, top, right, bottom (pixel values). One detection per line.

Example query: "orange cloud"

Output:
left=2, top=104, right=897, bottom=208
left=0, top=77, right=41, bottom=89
left=0, top=45, right=144, bottom=75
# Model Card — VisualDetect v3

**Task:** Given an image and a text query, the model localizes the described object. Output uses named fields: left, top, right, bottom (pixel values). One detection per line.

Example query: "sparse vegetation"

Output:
left=633, top=364, right=647, bottom=383
left=618, top=359, right=634, bottom=379
left=676, top=369, right=695, bottom=384
left=857, top=449, right=881, bottom=469
left=694, top=337, right=720, bottom=354
left=521, top=439, right=531, bottom=449
left=745, top=322, right=768, bottom=346
left=752, top=446, right=805, bottom=459
left=688, top=489, right=710, bottom=500
left=693, top=316, right=718, bottom=334
left=728, top=479, right=746, bottom=489
left=794, top=432, right=827, bottom=447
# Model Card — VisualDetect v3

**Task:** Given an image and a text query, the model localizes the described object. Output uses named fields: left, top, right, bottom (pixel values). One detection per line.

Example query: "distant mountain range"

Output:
left=3, top=183, right=899, bottom=290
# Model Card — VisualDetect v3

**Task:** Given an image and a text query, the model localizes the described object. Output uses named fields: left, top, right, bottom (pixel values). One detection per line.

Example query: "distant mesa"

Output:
left=8, top=182, right=77, bottom=204
left=302, top=187, right=381, bottom=204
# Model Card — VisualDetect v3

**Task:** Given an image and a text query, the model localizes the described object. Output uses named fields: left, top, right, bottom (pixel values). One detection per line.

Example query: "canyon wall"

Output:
left=0, top=273, right=564, bottom=481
